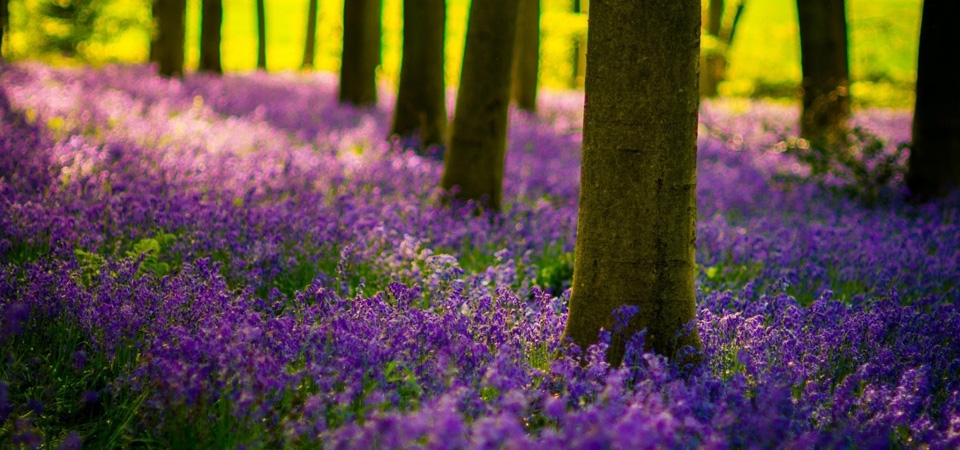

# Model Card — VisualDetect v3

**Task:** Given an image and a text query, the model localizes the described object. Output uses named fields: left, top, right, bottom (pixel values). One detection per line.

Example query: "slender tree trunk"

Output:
left=440, top=0, right=520, bottom=212
left=301, top=0, right=319, bottom=69
left=701, top=0, right=744, bottom=97
left=0, top=0, right=8, bottom=62
left=563, top=0, right=702, bottom=366
left=390, top=0, right=446, bottom=149
left=151, top=0, right=187, bottom=78
left=511, top=0, right=539, bottom=112
left=700, top=0, right=723, bottom=97
left=906, top=0, right=960, bottom=201
left=199, top=0, right=223, bottom=74
left=707, top=0, right=723, bottom=36
left=796, top=0, right=850, bottom=148
left=719, top=0, right=744, bottom=44
left=256, top=0, right=267, bottom=69
left=339, top=0, right=381, bottom=106
left=570, top=0, right=587, bottom=89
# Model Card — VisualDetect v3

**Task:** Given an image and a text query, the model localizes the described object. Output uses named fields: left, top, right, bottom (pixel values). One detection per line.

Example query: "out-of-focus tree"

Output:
left=796, top=0, right=850, bottom=149
left=440, top=0, right=520, bottom=212
left=570, top=0, right=587, bottom=89
left=563, top=0, right=702, bottom=366
left=906, top=0, right=960, bottom=201
left=151, top=0, right=186, bottom=77
left=339, top=0, right=381, bottom=106
left=34, top=0, right=101, bottom=57
left=700, top=0, right=744, bottom=97
left=198, top=0, right=222, bottom=74
left=511, top=0, right=539, bottom=112
left=0, top=0, right=7, bottom=61
left=256, top=0, right=266, bottom=69
left=390, top=0, right=446, bottom=149
left=301, top=0, right=319, bottom=69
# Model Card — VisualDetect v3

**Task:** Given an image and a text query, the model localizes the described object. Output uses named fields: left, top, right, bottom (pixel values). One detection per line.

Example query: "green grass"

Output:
left=4, top=0, right=920, bottom=108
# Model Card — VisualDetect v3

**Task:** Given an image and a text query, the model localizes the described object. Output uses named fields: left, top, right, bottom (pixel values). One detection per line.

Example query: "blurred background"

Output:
left=0, top=0, right=921, bottom=109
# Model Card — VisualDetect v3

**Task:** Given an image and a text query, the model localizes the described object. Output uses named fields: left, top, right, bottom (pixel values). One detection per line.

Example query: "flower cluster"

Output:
left=1, top=63, right=958, bottom=448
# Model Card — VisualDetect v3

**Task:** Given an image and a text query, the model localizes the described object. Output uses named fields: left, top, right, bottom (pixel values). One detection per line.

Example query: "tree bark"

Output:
left=199, top=0, right=223, bottom=74
left=150, top=0, right=187, bottom=78
left=563, top=0, right=702, bottom=366
left=390, top=0, right=447, bottom=149
left=301, top=0, right=320, bottom=69
left=906, top=0, right=960, bottom=201
left=511, top=0, right=539, bottom=112
left=339, top=0, right=382, bottom=106
left=440, top=0, right=520, bottom=213
left=796, top=0, right=850, bottom=149
left=256, top=0, right=267, bottom=70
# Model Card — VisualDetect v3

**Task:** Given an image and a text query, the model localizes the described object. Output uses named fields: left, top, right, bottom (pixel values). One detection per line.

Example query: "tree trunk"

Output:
left=199, top=0, right=223, bottom=74
left=719, top=0, right=744, bottom=44
left=570, top=0, right=587, bottom=90
left=796, top=0, right=850, bottom=149
left=0, top=0, right=8, bottom=62
left=440, top=0, right=520, bottom=212
left=701, top=0, right=744, bottom=98
left=339, top=0, right=382, bottom=106
left=256, top=0, right=267, bottom=70
left=301, top=0, right=319, bottom=69
left=511, top=0, right=539, bottom=112
left=150, top=0, right=187, bottom=78
left=906, top=0, right=960, bottom=201
left=390, top=0, right=446, bottom=149
left=707, top=0, right=723, bottom=36
left=563, top=0, right=702, bottom=366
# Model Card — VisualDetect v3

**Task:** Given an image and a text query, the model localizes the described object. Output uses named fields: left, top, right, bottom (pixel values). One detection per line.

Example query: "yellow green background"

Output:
left=3, top=0, right=921, bottom=108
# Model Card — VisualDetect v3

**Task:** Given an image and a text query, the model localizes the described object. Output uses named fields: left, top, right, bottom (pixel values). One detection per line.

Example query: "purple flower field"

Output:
left=1, top=63, right=959, bottom=448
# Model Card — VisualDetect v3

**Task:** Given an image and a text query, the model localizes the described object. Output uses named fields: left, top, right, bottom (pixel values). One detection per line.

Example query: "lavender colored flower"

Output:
left=1, top=62, right=958, bottom=448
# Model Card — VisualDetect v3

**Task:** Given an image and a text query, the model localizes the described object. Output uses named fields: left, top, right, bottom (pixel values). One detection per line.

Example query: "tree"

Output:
left=511, top=0, right=539, bottom=112
left=199, top=0, right=223, bottom=74
left=570, top=0, right=587, bottom=89
left=256, top=0, right=267, bottom=69
left=700, top=0, right=745, bottom=97
left=562, top=0, right=702, bottom=366
left=150, top=0, right=187, bottom=77
left=339, top=0, right=381, bottom=106
left=301, top=0, right=319, bottom=69
left=390, top=0, right=446, bottom=149
left=440, top=0, right=520, bottom=212
left=906, top=0, right=960, bottom=201
left=0, top=0, right=7, bottom=61
left=796, top=0, right=850, bottom=149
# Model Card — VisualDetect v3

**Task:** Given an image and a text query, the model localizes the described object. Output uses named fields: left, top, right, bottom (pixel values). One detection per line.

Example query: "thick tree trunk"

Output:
left=906, top=0, right=960, bottom=201
left=199, top=0, right=223, bottom=74
left=256, top=0, right=267, bottom=70
left=796, top=0, right=850, bottom=148
left=390, top=0, right=446, bottom=149
left=151, top=0, right=187, bottom=78
left=511, top=0, right=539, bottom=112
left=440, top=0, right=520, bottom=212
left=563, top=0, right=702, bottom=366
left=301, top=0, right=319, bottom=69
left=339, top=0, right=382, bottom=106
